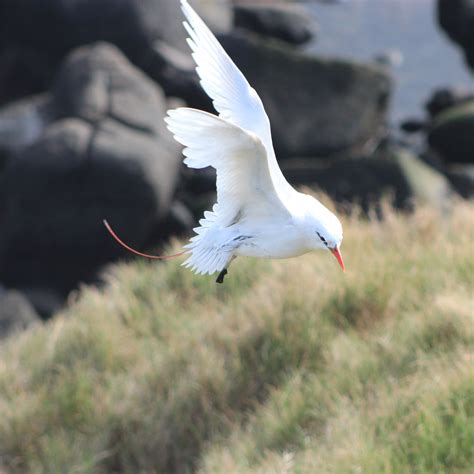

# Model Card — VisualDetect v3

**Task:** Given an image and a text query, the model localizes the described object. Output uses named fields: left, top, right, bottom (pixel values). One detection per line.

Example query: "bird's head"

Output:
left=304, top=197, right=345, bottom=271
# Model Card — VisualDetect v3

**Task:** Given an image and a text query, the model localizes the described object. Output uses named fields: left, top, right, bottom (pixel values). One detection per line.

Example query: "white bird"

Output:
left=105, top=0, right=345, bottom=283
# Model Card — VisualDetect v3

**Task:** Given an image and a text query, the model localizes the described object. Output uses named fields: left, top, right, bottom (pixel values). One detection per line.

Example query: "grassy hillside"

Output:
left=0, top=202, right=473, bottom=473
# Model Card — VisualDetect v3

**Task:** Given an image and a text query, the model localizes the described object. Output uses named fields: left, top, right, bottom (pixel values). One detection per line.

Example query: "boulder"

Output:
left=400, top=118, right=425, bottom=134
left=0, top=46, right=54, bottom=107
left=1, top=0, right=231, bottom=56
left=445, top=164, right=474, bottom=198
left=53, top=43, right=166, bottom=133
left=437, top=0, right=474, bottom=71
left=0, top=43, right=182, bottom=295
left=146, top=41, right=211, bottom=111
left=16, top=286, right=64, bottom=320
left=234, top=4, right=316, bottom=45
left=149, top=201, right=195, bottom=243
left=218, top=32, right=392, bottom=158
left=427, top=101, right=474, bottom=164
left=0, top=119, right=158, bottom=292
left=0, top=287, right=40, bottom=338
left=0, top=0, right=232, bottom=106
left=0, top=94, right=55, bottom=154
left=281, top=147, right=452, bottom=212
left=425, top=87, right=474, bottom=118
left=130, top=0, right=232, bottom=54
left=394, top=150, right=453, bottom=211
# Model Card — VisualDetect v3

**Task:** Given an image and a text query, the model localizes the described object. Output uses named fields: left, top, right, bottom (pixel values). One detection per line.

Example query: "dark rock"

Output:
left=394, top=150, right=452, bottom=210
left=400, top=119, right=426, bottom=134
left=150, top=201, right=195, bottom=241
left=425, top=87, right=474, bottom=117
left=281, top=147, right=452, bottom=212
left=145, top=41, right=211, bottom=111
left=0, top=287, right=40, bottom=338
left=428, top=100, right=474, bottom=164
left=0, top=117, right=178, bottom=292
left=218, top=32, right=392, bottom=158
left=234, top=4, right=316, bottom=45
left=180, top=167, right=216, bottom=197
left=53, top=42, right=166, bottom=133
left=0, top=147, right=9, bottom=171
left=17, top=286, right=64, bottom=320
left=437, top=0, right=474, bottom=71
left=176, top=165, right=219, bottom=220
left=193, top=0, right=233, bottom=36
left=0, top=44, right=181, bottom=295
left=0, top=0, right=232, bottom=106
left=0, top=94, right=56, bottom=154
left=0, top=46, right=55, bottom=107
left=445, top=164, right=474, bottom=198
left=1, top=0, right=231, bottom=56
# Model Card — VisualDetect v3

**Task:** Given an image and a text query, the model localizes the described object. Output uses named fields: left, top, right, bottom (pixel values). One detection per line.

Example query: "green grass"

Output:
left=0, top=202, right=473, bottom=473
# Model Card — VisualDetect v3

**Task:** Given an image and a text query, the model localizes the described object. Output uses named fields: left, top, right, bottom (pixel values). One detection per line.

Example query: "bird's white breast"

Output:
left=233, top=223, right=309, bottom=259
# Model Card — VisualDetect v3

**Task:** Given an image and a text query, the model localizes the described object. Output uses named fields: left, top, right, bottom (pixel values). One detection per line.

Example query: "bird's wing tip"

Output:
left=181, top=0, right=192, bottom=14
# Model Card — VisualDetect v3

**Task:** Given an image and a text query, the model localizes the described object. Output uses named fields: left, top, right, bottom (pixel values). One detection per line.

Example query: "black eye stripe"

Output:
left=317, top=232, right=327, bottom=245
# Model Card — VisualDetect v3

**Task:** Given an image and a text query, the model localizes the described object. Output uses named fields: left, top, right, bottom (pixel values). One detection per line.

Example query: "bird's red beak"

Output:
left=330, top=246, right=345, bottom=272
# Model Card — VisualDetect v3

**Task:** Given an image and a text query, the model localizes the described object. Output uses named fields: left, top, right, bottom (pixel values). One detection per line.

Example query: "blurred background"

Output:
left=0, top=1, right=473, bottom=472
left=0, top=0, right=472, bottom=322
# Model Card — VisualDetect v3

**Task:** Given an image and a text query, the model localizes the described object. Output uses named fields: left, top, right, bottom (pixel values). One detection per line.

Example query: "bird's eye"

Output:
left=317, top=232, right=328, bottom=246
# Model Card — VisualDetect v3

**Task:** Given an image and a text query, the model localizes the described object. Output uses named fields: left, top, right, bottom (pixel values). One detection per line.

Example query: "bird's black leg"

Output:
left=216, top=268, right=228, bottom=284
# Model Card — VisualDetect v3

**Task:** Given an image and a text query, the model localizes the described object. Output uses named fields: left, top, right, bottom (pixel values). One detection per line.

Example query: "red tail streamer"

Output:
left=103, top=220, right=186, bottom=260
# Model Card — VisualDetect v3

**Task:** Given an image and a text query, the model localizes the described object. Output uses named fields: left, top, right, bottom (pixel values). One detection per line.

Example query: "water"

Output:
left=307, top=0, right=473, bottom=123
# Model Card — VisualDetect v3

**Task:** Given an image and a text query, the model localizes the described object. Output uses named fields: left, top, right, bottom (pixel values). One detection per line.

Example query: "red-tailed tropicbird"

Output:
left=105, top=0, right=345, bottom=283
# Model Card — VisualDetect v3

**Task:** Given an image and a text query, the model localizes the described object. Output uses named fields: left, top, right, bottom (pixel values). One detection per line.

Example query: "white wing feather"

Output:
left=165, top=108, right=288, bottom=274
left=166, top=108, right=288, bottom=224
left=180, top=0, right=295, bottom=198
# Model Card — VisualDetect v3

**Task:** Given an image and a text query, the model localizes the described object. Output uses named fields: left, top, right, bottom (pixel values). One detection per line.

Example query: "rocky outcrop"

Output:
left=425, top=87, right=474, bottom=118
left=445, top=164, right=474, bottom=198
left=0, top=0, right=471, bottom=331
left=281, top=147, right=452, bottom=213
left=437, top=0, right=474, bottom=71
left=0, top=0, right=232, bottom=55
left=0, top=0, right=232, bottom=106
left=234, top=4, right=316, bottom=45
left=218, top=33, right=392, bottom=158
left=147, top=40, right=210, bottom=111
left=428, top=100, right=474, bottom=164
left=400, top=88, right=474, bottom=197
left=0, top=43, right=183, bottom=315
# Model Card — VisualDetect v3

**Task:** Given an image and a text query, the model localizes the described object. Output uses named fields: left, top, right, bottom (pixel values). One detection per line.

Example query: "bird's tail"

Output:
left=182, top=214, right=234, bottom=275
left=103, top=220, right=186, bottom=260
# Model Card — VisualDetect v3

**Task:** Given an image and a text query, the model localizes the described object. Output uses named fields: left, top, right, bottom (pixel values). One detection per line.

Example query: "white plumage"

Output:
left=165, top=0, right=345, bottom=281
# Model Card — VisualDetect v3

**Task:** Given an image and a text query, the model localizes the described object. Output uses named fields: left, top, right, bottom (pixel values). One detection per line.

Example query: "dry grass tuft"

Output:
left=0, top=201, right=473, bottom=473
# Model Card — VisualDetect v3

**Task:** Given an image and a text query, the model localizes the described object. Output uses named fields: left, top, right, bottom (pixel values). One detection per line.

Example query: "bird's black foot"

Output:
left=216, top=268, right=228, bottom=284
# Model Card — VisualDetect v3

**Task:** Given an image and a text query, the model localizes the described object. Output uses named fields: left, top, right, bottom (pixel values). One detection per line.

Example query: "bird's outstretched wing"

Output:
left=180, top=0, right=295, bottom=198
left=166, top=108, right=287, bottom=224
left=166, top=108, right=289, bottom=274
